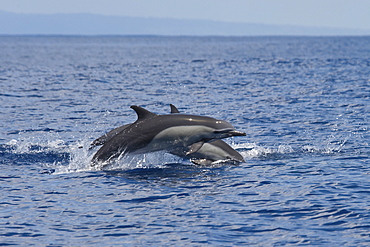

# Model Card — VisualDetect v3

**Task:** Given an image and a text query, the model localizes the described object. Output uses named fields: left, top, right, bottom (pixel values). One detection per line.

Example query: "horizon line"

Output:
left=1, top=10, right=370, bottom=33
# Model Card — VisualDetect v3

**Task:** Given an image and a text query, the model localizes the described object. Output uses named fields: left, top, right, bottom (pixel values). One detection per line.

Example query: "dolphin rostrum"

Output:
left=91, top=105, right=246, bottom=166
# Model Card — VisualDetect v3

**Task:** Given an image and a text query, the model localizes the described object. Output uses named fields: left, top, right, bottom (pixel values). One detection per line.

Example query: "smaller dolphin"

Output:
left=169, top=104, right=245, bottom=165
left=91, top=105, right=245, bottom=166
left=170, top=139, right=245, bottom=165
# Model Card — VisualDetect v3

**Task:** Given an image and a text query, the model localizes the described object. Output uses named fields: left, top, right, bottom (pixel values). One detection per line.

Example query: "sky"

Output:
left=1, top=0, right=370, bottom=31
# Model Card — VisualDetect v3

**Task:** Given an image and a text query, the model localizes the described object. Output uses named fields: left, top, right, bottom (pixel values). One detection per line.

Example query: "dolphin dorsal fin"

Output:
left=170, top=104, right=180, bottom=113
left=130, top=105, right=157, bottom=121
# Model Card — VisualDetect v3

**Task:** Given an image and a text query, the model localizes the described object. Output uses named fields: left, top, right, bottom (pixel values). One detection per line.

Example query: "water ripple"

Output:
left=0, top=36, right=369, bottom=246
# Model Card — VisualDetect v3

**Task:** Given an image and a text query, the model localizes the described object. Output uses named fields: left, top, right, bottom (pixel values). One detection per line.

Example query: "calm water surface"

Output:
left=0, top=36, right=370, bottom=246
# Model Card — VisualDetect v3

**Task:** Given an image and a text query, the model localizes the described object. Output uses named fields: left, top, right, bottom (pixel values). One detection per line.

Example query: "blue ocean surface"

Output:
left=0, top=36, right=369, bottom=246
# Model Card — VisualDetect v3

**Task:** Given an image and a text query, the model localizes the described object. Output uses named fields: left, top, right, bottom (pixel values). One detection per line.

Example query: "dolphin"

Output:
left=169, top=104, right=245, bottom=165
left=170, top=139, right=245, bottom=165
left=91, top=105, right=246, bottom=166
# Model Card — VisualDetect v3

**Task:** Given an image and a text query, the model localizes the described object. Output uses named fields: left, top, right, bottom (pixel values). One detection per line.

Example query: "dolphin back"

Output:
left=90, top=123, right=131, bottom=149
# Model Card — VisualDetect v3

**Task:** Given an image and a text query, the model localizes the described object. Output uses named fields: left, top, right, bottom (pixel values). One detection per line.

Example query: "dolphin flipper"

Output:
left=186, top=141, right=205, bottom=155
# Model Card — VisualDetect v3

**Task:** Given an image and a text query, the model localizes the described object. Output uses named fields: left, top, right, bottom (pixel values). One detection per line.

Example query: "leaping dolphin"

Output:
left=91, top=105, right=245, bottom=166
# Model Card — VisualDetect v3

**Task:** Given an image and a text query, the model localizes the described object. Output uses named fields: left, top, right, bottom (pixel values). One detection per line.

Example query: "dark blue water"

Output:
left=1, top=36, right=369, bottom=246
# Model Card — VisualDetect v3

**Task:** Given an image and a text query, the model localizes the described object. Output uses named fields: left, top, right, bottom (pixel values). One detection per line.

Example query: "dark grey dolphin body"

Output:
left=90, top=124, right=131, bottom=148
left=91, top=105, right=245, bottom=166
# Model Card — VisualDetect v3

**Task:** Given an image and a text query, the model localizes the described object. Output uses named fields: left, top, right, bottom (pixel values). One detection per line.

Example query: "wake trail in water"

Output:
left=234, top=140, right=348, bottom=161
left=0, top=133, right=352, bottom=175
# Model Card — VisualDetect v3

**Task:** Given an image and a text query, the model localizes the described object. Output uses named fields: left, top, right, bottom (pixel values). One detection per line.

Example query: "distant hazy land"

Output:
left=0, top=11, right=369, bottom=36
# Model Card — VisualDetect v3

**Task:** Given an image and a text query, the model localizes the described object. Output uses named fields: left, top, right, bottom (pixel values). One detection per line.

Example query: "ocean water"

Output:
left=0, top=36, right=369, bottom=246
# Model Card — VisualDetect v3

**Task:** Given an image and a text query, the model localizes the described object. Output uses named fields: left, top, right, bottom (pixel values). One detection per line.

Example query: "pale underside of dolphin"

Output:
left=91, top=105, right=246, bottom=166
left=91, top=104, right=245, bottom=165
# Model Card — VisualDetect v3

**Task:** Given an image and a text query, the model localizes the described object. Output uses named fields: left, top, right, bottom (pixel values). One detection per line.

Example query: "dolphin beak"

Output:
left=227, top=130, right=246, bottom=136
left=214, top=128, right=246, bottom=137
